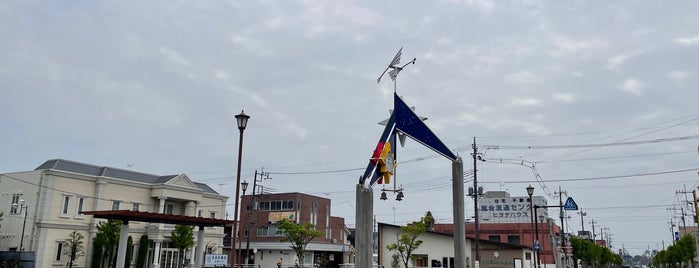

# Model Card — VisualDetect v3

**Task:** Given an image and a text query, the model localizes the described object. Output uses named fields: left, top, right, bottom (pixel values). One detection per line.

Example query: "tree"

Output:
left=570, top=237, right=622, bottom=268
left=135, top=235, right=149, bottom=268
left=125, top=236, right=134, bottom=268
left=95, top=220, right=122, bottom=268
left=276, top=218, right=323, bottom=265
left=653, top=234, right=696, bottom=267
left=63, top=231, right=86, bottom=268
left=386, top=214, right=433, bottom=268
left=171, top=225, right=195, bottom=268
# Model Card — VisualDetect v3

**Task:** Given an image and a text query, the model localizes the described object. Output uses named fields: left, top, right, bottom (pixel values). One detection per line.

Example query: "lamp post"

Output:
left=526, top=185, right=536, bottom=268
left=232, top=110, right=250, bottom=268
left=12, top=199, right=28, bottom=252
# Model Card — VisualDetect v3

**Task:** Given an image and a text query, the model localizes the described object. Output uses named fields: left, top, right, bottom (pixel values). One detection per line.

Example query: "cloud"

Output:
left=553, top=93, right=577, bottom=103
left=158, top=47, right=189, bottom=65
left=675, top=36, right=699, bottom=46
left=509, top=98, right=541, bottom=106
left=549, top=36, right=607, bottom=56
left=506, top=71, right=540, bottom=85
left=667, top=70, right=690, bottom=86
left=621, top=78, right=643, bottom=94
left=606, top=49, right=645, bottom=71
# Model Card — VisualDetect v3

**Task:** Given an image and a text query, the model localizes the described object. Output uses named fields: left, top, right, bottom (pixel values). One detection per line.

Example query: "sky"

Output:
left=1, top=0, right=698, bottom=256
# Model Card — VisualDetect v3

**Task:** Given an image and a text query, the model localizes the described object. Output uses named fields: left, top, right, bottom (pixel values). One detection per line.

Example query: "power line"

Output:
left=479, top=134, right=699, bottom=150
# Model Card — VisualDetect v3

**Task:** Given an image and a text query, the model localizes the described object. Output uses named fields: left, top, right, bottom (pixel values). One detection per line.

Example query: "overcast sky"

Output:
left=2, top=1, right=698, bottom=255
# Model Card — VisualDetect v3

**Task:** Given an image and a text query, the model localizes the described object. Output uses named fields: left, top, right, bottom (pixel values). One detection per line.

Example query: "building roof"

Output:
left=36, top=159, right=218, bottom=194
left=82, top=210, right=234, bottom=226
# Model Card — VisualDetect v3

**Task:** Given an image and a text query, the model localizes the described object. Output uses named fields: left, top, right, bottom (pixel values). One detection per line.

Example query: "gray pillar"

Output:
left=452, top=157, right=467, bottom=268
left=356, top=184, right=373, bottom=268
left=195, top=226, right=206, bottom=268
left=116, top=221, right=130, bottom=268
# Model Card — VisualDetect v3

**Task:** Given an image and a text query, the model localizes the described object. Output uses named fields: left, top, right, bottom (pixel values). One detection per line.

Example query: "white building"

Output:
left=0, top=159, right=229, bottom=268
left=378, top=222, right=534, bottom=268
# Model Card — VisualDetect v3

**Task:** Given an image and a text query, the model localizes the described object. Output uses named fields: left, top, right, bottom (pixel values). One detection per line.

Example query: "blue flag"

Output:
left=394, top=93, right=456, bottom=161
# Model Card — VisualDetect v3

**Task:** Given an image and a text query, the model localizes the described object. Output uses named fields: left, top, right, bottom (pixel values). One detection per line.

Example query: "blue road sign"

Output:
left=534, top=240, right=541, bottom=251
left=563, top=197, right=578, bottom=210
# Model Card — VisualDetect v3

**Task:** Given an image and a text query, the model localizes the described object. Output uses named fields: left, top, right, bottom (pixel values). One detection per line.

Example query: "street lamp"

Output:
left=526, top=185, right=536, bottom=268
left=11, top=199, right=28, bottom=252
left=232, top=110, right=250, bottom=268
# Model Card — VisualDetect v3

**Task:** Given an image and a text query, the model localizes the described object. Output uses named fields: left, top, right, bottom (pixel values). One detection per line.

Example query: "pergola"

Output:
left=83, top=210, right=234, bottom=268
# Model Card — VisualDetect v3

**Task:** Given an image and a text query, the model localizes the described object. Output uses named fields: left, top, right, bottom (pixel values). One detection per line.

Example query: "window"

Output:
left=494, top=199, right=499, bottom=203
left=77, top=197, right=85, bottom=215
left=256, top=226, right=269, bottom=237
left=508, top=235, right=520, bottom=245
left=244, top=229, right=249, bottom=237
left=62, top=195, right=71, bottom=214
left=111, top=201, right=120, bottom=211
left=55, top=241, right=64, bottom=262
left=257, top=200, right=294, bottom=211
left=198, top=210, right=203, bottom=217
left=132, top=203, right=140, bottom=212
left=488, top=235, right=501, bottom=242
left=165, top=204, right=174, bottom=214
left=11, top=194, right=21, bottom=214
left=210, top=211, right=216, bottom=219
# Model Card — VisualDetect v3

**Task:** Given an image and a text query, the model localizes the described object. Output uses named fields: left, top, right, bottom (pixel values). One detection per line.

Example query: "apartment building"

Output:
left=235, top=192, right=351, bottom=268
left=0, top=159, right=228, bottom=268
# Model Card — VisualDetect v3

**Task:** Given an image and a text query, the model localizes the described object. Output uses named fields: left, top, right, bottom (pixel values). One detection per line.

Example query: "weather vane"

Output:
left=376, top=47, right=416, bottom=92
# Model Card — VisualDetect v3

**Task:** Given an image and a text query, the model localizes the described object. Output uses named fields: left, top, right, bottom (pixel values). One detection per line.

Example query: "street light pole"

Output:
left=232, top=110, right=250, bottom=268
left=526, top=185, right=536, bottom=268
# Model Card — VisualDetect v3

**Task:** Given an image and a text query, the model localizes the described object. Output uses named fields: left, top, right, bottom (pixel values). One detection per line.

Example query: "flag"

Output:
left=394, top=93, right=456, bottom=161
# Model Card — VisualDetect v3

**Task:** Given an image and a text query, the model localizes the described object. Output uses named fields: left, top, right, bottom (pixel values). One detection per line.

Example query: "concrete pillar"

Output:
left=116, top=221, right=130, bottom=268
left=153, top=240, right=162, bottom=268
left=452, top=157, right=467, bottom=268
left=195, top=226, right=206, bottom=268
left=355, top=184, right=373, bottom=268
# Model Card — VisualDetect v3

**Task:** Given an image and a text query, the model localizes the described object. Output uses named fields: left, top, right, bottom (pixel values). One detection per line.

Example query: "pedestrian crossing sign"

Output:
left=563, top=197, right=578, bottom=210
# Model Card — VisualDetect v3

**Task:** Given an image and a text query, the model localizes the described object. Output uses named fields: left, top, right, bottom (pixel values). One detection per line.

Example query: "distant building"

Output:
left=236, top=191, right=351, bottom=268
left=378, top=222, right=535, bottom=268
left=0, top=159, right=228, bottom=268
left=435, top=191, right=566, bottom=268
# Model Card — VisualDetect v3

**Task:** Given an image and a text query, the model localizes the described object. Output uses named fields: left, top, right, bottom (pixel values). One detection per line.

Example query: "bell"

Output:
left=380, top=192, right=388, bottom=200
left=396, top=191, right=404, bottom=201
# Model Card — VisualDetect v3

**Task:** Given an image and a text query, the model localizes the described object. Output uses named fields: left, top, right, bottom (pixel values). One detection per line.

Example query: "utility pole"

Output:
left=470, top=137, right=484, bottom=265
left=555, top=186, right=568, bottom=268
left=245, top=168, right=270, bottom=265
left=578, top=210, right=586, bottom=232
left=590, top=219, right=597, bottom=243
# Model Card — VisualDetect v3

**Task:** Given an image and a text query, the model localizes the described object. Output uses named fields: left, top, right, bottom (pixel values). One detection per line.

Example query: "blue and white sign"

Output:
left=533, top=240, right=541, bottom=251
left=205, top=254, right=228, bottom=267
left=563, top=197, right=578, bottom=210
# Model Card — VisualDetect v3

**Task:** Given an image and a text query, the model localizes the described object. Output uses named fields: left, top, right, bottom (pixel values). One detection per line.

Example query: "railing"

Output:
left=338, top=264, right=384, bottom=268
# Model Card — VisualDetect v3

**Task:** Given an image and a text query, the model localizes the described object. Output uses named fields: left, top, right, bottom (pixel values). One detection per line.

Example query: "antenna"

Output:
left=376, top=47, right=417, bottom=92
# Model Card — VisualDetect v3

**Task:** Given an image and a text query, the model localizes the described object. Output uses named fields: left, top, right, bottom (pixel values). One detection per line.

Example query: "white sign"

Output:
left=205, top=254, right=228, bottom=267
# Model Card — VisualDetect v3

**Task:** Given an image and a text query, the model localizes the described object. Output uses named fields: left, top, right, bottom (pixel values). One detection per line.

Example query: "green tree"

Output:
left=135, top=235, right=149, bottom=268
left=125, top=236, right=134, bottom=268
left=95, top=220, right=122, bottom=268
left=386, top=214, right=433, bottom=268
left=171, top=225, right=195, bottom=268
left=63, top=231, right=86, bottom=268
left=570, top=237, right=622, bottom=268
left=276, top=218, right=323, bottom=265
left=653, top=234, right=696, bottom=267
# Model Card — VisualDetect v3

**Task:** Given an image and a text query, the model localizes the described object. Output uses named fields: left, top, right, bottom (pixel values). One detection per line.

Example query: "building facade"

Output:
left=378, top=222, right=534, bottom=268
left=0, top=159, right=228, bottom=268
left=236, top=192, right=351, bottom=268
left=435, top=191, right=565, bottom=268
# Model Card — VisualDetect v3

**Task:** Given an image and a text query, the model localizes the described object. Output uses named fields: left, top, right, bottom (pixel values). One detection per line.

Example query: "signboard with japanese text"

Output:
left=268, top=211, right=296, bottom=223
left=205, top=254, right=227, bottom=267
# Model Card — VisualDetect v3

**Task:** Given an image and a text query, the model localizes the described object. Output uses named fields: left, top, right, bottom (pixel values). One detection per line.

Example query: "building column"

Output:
left=194, top=226, right=206, bottom=268
left=186, top=201, right=196, bottom=217
left=153, top=239, right=162, bottom=268
left=115, top=221, right=130, bottom=268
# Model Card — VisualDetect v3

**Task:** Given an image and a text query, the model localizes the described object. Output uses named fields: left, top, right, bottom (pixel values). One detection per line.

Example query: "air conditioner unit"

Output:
left=332, top=239, right=337, bottom=244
